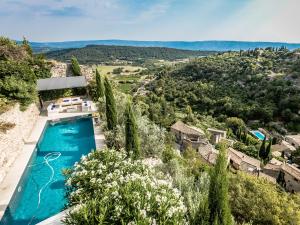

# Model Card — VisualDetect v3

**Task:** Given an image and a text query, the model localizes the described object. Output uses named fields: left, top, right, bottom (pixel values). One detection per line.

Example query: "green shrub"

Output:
left=112, top=67, right=123, bottom=74
left=0, top=121, right=15, bottom=133
left=0, top=76, right=36, bottom=106
left=229, top=172, right=300, bottom=225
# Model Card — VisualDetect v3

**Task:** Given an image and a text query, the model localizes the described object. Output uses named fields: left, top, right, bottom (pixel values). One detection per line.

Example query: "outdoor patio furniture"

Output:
left=71, top=97, right=83, bottom=105
left=47, top=103, right=61, bottom=116
left=60, top=97, right=72, bottom=106
left=66, top=105, right=78, bottom=112
left=82, top=101, right=92, bottom=112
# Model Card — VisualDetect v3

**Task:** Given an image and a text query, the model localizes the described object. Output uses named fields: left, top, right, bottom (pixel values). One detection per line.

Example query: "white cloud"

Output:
left=0, top=0, right=299, bottom=42
left=207, top=0, right=300, bottom=42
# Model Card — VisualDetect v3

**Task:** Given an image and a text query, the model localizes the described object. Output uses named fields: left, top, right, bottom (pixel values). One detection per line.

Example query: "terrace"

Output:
left=37, top=76, right=96, bottom=115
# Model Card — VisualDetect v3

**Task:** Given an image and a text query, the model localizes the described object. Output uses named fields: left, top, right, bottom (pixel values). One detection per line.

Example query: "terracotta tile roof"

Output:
left=228, top=147, right=261, bottom=169
left=198, top=144, right=219, bottom=165
left=282, top=164, right=300, bottom=180
left=171, top=121, right=205, bottom=136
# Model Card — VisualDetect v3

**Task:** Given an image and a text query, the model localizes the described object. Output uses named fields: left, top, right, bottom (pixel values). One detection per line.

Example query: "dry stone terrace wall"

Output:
left=50, top=60, right=94, bottom=81
left=0, top=103, right=39, bottom=184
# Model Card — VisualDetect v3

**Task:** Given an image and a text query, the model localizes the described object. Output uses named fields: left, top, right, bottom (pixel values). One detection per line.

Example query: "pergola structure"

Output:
left=37, top=76, right=87, bottom=91
left=37, top=76, right=88, bottom=108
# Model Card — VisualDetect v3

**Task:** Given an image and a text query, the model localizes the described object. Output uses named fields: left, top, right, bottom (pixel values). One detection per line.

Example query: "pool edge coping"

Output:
left=0, top=112, right=101, bottom=222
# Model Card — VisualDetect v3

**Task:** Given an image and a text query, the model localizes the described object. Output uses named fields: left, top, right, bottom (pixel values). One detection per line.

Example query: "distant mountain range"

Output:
left=27, top=40, right=300, bottom=53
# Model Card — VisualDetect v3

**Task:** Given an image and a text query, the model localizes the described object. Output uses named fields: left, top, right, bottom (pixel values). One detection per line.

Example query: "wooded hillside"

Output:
left=45, top=45, right=215, bottom=64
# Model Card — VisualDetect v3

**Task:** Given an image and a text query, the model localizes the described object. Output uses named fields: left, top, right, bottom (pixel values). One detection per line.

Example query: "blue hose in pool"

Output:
left=27, top=152, right=61, bottom=225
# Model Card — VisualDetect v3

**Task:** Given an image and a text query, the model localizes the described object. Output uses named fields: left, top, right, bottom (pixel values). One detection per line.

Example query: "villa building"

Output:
left=207, top=128, right=226, bottom=144
left=228, top=147, right=261, bottom=174
left=171, top=121, right=207, bottom=150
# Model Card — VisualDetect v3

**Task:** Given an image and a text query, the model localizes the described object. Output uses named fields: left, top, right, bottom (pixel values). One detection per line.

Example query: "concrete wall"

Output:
left=0, top=103, right=39, bottom=184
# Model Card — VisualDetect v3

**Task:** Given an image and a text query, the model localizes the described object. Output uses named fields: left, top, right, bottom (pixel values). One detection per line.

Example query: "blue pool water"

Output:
left=1, top=116, right=96, bottom=225
left=251, top=130, right=265, bottom=140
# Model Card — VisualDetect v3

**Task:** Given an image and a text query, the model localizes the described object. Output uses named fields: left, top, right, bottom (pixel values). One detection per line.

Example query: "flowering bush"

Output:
left=64, top=148, right=187, bottom=225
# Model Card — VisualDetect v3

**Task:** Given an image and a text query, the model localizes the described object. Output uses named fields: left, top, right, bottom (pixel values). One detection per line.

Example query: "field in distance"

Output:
left=98, top=65, right=147, bottom=94
left=97, top=65, right=144, bottom=76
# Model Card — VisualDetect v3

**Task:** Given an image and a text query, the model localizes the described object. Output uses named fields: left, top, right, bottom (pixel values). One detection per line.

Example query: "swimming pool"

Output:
left=251, top=130, right=265, bottom=141
left=0, top=116, right=96, bottom=225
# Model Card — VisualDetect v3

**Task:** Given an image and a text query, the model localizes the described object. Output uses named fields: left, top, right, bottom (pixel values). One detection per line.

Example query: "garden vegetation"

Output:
left=64, top=70, right=300, bottom=225
left=0, top=37, right=51, bottom=110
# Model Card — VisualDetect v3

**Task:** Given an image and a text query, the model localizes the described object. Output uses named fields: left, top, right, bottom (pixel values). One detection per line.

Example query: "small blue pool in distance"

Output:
left=1, top=116, right=96, bottom=225
left=251, top=130, right=265, bottom=140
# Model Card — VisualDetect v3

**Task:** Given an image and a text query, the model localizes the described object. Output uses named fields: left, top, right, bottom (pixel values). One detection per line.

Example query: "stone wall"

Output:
left=50, top=60, right=94, bottom=81
left=0, top=103, right=39, bottom=184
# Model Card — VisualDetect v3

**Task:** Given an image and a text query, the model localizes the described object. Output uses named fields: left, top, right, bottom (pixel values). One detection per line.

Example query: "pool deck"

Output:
left=0, top=112, right=105, bottom=222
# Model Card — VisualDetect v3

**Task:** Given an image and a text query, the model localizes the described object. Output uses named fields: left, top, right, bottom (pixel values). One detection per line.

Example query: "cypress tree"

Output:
left=242, top=132, right=247, bottom=143
left=245, top=135, right=250, bottom=146
left=208, top=145, right=232, bottom=225
left=259, top=136, right=267, bottom=159
left=265, top=139, right=272, bottom=161
left=71, top=56, right=81, bottom=76
left=185, top=105, right=195, bottom=123
left=124, top=100, right=140, bottom=159
left=104, top=76, right=117, bottom=130
left=95, top=69, right=104, bottom=98
left=277, top=170, right=286, bottom=187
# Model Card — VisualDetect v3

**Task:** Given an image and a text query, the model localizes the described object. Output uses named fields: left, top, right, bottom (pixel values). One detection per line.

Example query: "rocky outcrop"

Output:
left=0, top=103, right=39, bottom=184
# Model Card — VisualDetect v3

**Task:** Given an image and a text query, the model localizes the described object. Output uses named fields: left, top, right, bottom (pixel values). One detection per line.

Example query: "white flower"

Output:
left=66, top=178, right=72, bottom=186
left=140, top=209, right=147, bottom=218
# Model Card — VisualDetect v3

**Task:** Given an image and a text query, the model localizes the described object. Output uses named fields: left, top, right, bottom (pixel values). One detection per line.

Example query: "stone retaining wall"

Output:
left=0, top=103, right=39, bottom=184
left=50, top=60, right=94, bottom=81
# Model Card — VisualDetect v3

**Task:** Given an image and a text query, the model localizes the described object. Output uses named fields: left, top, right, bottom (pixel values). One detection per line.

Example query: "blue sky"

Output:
left=0, top=0, right=299, bottom=42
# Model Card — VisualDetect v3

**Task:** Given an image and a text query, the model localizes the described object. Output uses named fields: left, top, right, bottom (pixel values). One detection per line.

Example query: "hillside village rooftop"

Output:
left=171, top=121, right=205, bottom=136
left=285, top=134, right=300, bottom=149
left=228, top=147, right=261, bottom=173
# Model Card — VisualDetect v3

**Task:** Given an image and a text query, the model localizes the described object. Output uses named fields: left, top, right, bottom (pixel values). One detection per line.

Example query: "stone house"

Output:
left=171, top=121, right=207, bottom=150
left=207, top=128, right=226, bottom=144
left=227, top=148, right=261, bottom=174
left=262, top=158, right=283, bottom=179
left=281, top=163, right=300, bottom=193
left=198, top=144, right=219, bottom=165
